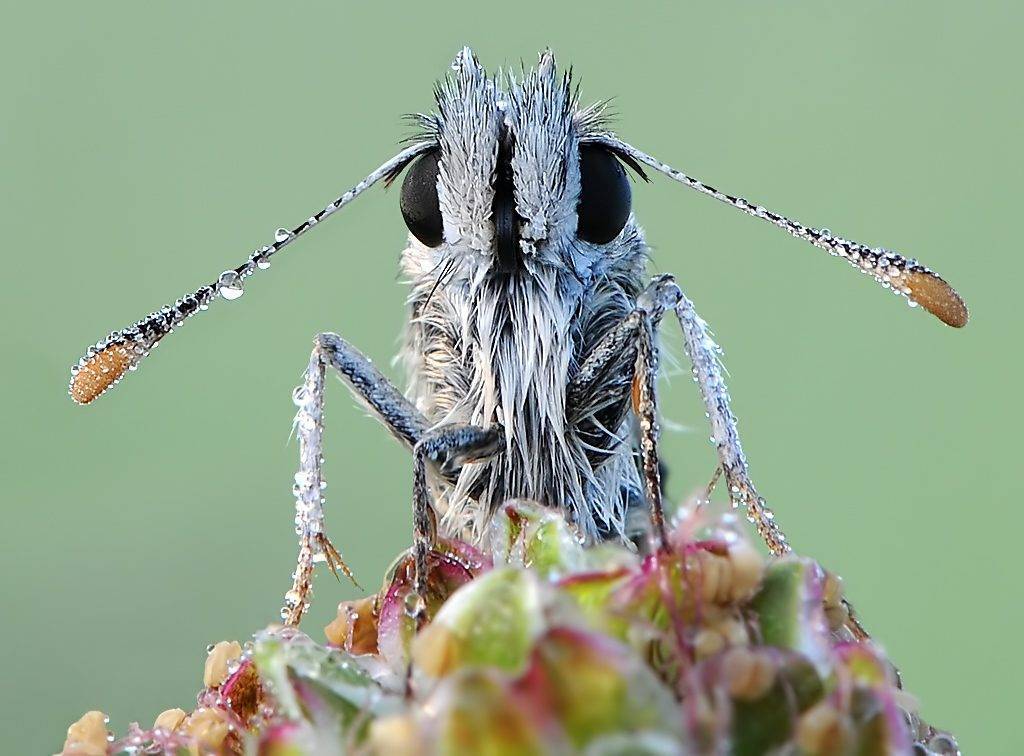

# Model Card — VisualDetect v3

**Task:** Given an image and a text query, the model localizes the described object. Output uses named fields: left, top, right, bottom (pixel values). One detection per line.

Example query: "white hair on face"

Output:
left=399, top=49, right=648, bottom=542
left=430, top=49, right=501, bottom=255
left=505, top=51, right=580, bottom=260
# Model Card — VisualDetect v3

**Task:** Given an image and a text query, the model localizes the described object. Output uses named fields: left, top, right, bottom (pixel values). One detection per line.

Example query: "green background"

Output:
left=2, top=2, right=1020, bottom=752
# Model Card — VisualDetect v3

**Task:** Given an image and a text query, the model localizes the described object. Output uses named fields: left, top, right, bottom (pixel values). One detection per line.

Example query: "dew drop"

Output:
left=274, top=228, right=292, bottom=243
left=404, top=590, right=426, bottom=617
left=255, top=255, right=271, bottom=270
left=218, top=271, right=244, bottom=300
left=927, top=734, right=959, bottom=755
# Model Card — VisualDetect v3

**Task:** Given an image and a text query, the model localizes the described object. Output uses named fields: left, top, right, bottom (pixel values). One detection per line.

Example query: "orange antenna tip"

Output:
left=69, top=342, right=135, bottom=405
left=906, top=271, right=969, bottom=328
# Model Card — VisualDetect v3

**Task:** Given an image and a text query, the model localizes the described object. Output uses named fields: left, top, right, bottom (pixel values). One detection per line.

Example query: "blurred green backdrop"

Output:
left=2, top=2, right=1020, bottom=753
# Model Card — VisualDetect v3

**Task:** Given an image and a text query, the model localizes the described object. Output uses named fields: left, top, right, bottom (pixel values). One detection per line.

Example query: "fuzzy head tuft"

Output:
left=407, top=49, right=632, bottom=281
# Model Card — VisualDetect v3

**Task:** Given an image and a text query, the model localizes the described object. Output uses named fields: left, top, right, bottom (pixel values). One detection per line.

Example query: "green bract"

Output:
left=63, top=501, right=958, bottom=756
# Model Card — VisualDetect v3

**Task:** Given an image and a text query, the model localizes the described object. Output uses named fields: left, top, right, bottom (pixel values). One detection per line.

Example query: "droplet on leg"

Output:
left=404, top=590, right=426, bottom=618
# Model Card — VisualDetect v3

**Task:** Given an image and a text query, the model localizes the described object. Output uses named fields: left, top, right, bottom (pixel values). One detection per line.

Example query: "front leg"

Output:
left=284, top=332, right=434, bottom=626
left=411, top=424, right=503, bottom=602
left=666, top=278, right=791, bottom=556
left=569, top=280, right=676, bottom=553
left=315, top=332, right=431, bottom=450
left=568, top=274, right=790, bottom=557
left=283, top=332, right=502, bottom=626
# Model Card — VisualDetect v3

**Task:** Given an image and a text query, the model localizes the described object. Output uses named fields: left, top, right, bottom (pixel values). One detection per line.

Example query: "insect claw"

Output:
left=700, top=466, right=723, bottom=508
left=842, top=599, right=872, bottom=643
left=316, top=533, right=360, bottom=589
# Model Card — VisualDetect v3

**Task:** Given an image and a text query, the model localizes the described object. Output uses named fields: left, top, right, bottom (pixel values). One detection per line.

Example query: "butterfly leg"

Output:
left=410, top=424, right=504, bottom=603
left=664, top=282, right=879, bottom=640
left=660, top=276, right=792, bottom=556
left=284, top=331, right=434, bottom=626
left=285, top=332, right=502, bottom=625
left=568, top=278, right=677, bottom=552
left=569, top=274, right=791, bottom=556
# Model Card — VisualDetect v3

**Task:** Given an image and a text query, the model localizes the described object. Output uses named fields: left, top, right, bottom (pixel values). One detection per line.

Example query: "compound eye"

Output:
left=400, top=150, right=444, bottom=247
left=577, top=145, right=631, bottom=245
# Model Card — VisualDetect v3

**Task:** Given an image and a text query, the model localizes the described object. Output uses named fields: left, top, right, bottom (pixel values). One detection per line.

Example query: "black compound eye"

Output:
left=400, top=150, right=444, bottom=247
left=577, top=145, right=632, bottom=245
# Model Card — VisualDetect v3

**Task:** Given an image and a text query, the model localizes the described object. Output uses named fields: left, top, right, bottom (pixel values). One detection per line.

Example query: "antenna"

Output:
left=594, top=135, right=969, bottom=329
left=68, top=142, right=433, bottom=405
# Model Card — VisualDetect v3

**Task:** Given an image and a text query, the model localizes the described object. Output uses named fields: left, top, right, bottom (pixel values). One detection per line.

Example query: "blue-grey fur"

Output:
left=71, top=44, right=963, bottom=567
left=400, top=49, right=647, bottom=541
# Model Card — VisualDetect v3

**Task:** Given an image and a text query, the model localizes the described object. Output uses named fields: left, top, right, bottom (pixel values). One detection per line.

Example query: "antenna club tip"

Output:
left=906, top=271, right=969, bottom=328
left=69, top=342, right=134, bottom=405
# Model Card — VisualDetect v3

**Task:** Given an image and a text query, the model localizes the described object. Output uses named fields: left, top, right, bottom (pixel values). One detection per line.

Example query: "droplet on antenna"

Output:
left=69, top=283, right=217, bottom=404
left=218, top=271, right=244, bottom=300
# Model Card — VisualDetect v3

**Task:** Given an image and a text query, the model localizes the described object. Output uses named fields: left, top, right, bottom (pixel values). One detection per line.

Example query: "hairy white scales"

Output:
left=400, top=235, right=648, bottom=541
left=68, top=47, right=967, bottom=626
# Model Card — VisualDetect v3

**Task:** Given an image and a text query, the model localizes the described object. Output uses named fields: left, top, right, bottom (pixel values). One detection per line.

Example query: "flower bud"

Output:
left=60, top=711, right=108, bottom=756
left=203, top=640, right=242, bottom=688
left=722, top=647, right=775, bottom=701
left=153, top=708, right=187, bottom=732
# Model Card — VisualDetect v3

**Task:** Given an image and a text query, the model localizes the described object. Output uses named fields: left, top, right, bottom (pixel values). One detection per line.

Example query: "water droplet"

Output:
left=218, top=271, right=244, bottom=300
left=404, top=590, right=426, bottom=617
left=274, top=228, right=292, bottom=243
left=255, top=255, right=271, bottom=270
left=927, top=734, right=959, bottom=755
left=284, top=589, right=302, bottom=606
